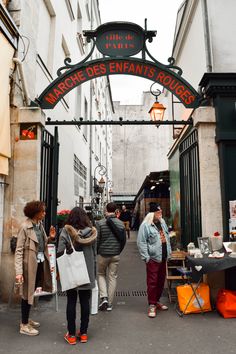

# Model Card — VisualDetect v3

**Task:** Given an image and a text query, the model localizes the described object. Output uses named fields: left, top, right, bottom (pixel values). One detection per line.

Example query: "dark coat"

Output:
left=96, top=215, right=125, bottom=256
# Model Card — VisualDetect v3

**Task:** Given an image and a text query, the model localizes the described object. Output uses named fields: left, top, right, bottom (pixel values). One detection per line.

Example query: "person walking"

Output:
left=119, top=205, right=131, bottom=239
left=96, top=202, right=126, bottom=311
left=15, top=200, right=56, bottom=336
left=137, top=203, right=172, bottom=318
left=57, top=207, right=97, bottom=345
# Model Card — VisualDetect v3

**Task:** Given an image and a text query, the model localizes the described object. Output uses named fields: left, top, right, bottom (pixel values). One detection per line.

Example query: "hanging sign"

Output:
left=37, top=22, right=201, bottom=110
left=95, top=22, right=144, bottom=57
left=38, top=58, right=200, bottom=109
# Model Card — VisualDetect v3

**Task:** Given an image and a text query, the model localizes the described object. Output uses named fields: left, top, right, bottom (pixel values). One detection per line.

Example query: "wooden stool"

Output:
left=166, top=252, right=187, bottom=303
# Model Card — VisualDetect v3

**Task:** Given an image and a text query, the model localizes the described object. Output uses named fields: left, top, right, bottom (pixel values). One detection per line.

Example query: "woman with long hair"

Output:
left=15, top=200, right=56, bottom=336
left=57, top=207, right=97, bottom=345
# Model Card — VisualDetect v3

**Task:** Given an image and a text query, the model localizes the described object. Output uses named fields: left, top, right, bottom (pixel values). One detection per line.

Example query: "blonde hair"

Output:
left=141, top=212, right=155, bottom=225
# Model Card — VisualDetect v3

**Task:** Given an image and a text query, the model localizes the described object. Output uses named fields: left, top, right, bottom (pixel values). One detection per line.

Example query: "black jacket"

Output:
left=96, top=215, right=125, bottom=255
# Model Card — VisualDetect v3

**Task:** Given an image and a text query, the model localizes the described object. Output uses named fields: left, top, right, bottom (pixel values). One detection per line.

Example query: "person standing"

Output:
left=119, top=205, right=131, bottom=239
left=96, top=202, right=126, bottom=311
left=15, top=200, right=56, bottom=336
left=57, top=207, right=97, bottom=345
left=137, top=203, right=172, bottom=318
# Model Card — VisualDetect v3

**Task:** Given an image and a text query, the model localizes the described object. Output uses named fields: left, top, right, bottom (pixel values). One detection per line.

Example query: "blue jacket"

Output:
left=137, top=218, right=172, bottom=263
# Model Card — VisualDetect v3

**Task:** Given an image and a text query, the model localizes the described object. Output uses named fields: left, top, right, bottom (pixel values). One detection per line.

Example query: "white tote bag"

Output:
left=90, top=280, right=98, bottom=315
left=57, top=239, right=90, bottom=291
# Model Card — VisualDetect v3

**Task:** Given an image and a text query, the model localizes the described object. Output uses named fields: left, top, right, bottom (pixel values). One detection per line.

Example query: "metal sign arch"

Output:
left=36, top=21, right=201, bottom=110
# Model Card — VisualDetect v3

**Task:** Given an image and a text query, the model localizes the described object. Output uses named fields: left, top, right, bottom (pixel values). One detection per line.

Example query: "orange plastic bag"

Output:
left=216, top=289, right=236, bottom=318
left=176, top=283, right=212, bottom=314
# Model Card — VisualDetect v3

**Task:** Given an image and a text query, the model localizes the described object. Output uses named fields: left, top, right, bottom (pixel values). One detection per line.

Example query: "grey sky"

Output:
left=98, top=0, right=183, bottom=104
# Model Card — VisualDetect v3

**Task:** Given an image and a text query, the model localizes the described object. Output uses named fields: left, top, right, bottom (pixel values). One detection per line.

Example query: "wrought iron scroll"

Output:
left=57, top=38, right=96, bottom=77
left=144, top=42, right=183, bottom=76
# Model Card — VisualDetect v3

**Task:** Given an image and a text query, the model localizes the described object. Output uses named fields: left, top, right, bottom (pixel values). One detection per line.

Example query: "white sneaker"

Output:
left=106, top=304, right=113, bottom=311
left=20, top=323, right=39, bottom=336
left=148, top=305, right=157, bottom=318
left=29, top=319, right=40, bottom=328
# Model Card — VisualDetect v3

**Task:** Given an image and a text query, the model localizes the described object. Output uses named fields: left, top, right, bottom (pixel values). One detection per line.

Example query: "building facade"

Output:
left=112, top=92, right=172, bottom=208
left=168, top=0, right=236, bottom=244
left=167, top=0, right=236, bottom=291
left=0, top=0, right=113, bottom=301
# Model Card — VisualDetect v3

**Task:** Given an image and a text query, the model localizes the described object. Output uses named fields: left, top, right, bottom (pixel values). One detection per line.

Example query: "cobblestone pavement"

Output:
left=0, top=232, right=235, bottom=354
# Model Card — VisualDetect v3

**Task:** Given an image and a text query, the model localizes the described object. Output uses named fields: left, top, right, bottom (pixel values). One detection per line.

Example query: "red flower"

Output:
left=214, top=231, right=220, bottom=236
left=57, top=209, right=71, bottom=215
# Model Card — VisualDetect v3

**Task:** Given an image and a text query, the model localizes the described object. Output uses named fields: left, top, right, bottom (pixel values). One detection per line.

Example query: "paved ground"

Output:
left=0, top=231, right=235, bottom=354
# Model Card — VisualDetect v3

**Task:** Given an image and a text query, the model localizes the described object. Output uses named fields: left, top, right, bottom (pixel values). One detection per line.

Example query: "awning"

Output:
left=112, top=195, right=136, bottom=202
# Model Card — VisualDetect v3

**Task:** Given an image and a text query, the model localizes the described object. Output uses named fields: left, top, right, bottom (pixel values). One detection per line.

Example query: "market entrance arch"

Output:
left=37, top=21, right=203, bottom=242
left=36, top=22, right=202, bottom=111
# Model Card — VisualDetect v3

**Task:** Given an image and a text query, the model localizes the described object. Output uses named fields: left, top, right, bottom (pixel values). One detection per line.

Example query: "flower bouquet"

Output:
left=57, top=209, right=71, bottom=225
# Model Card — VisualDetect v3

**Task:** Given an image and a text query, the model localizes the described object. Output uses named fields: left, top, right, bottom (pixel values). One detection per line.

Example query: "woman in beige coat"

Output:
left=15, top=200, right=56, bottom=336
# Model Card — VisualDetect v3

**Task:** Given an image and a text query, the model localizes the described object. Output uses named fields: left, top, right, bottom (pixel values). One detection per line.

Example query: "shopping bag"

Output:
left=90, top=280, right=98, bottom=315
left=57, top=243, right=90, bottom=291
left=216, top=289, right=236, bottom=318
left=176, top=283, right=212, bottom=314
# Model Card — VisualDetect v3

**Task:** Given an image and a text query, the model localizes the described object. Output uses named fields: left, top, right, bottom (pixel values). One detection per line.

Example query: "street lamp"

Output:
left=149, top=84, right=166, bottom=122
left=109, top=188, right=113, bottom=201
left=93, top=163, right=107, bottom=214
left=93, top=163, right=107, bottom=194
left=98, top=176, right=106, bottom=191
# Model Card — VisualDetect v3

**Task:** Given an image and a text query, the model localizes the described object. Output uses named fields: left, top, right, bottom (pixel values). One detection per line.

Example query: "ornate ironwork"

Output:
left=57, top=39, right=96, bottom=76
left=37, top=21, right=202, bottom=110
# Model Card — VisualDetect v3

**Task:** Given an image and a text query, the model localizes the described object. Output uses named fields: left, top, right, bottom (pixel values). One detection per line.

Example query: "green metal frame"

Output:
left=36, top=21, right=202, bottom=111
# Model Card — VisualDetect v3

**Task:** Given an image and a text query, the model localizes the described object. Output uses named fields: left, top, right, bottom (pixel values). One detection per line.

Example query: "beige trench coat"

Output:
left=15, top=219, right=53, bottom=305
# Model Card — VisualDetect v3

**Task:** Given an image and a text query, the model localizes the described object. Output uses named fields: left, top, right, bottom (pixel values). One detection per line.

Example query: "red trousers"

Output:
left=146, top=259, right=166, bottom=305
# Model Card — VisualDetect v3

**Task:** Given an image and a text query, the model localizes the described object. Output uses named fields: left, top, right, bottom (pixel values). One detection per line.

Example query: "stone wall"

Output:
left=193, top=106, right=223, bottom=237
left=0, top=107, right=45, bottom=301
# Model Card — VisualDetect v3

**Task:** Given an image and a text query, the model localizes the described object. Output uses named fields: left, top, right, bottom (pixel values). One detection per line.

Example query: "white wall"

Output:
left=208, top=0, right=236, bottom=71
left=173, top=0, right=206, bottom=89
left=113, top=92, right=172, bottom=195
left=11, top=0, right=113, bottom=209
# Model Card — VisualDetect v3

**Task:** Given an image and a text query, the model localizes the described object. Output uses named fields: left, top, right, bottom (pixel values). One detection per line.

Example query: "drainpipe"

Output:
left=13, top=58, right=31, bottom=106
left=89, top=0, right=93, bottom=197
left=201, top=0, right=213, bottom=72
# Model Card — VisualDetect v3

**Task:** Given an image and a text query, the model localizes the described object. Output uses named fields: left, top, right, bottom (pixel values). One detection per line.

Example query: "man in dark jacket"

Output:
left=119, top=205, right=132, bottom=239
left=96, top=202, right=126, bottom=311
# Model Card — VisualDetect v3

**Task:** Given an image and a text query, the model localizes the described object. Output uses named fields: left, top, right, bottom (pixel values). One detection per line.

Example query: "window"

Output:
left=74, top=154, right=87, bottom=197
left=65, top=0, right=75, bottom=20
left=83, top=98, right=88, bottom=140
left=76, top=2, right=85, bottom=55
left=79, top=196, right=84, bottom=208
left=62, top=35, right=70, bottom=57
left=75, top=86, right=81, bottom=122
left=74, top=173, right=79, bottom=196
left=76, top=33, right=85, bottom=55
left=37, top=0, right=56, bottom=72
left=85, top=1, right=90, bottom=21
